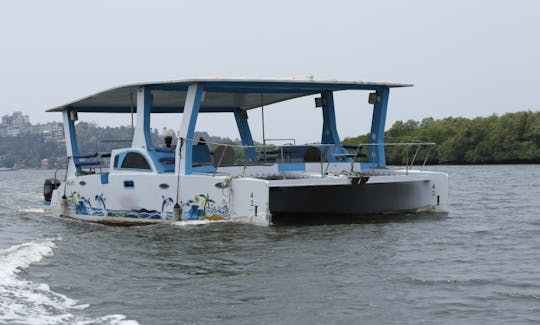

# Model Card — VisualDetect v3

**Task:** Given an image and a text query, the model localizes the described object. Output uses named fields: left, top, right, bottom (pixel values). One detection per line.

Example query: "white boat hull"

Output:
left=48, top=169, right=447, bottom=226
left=49, top=173, right=271, bottom=226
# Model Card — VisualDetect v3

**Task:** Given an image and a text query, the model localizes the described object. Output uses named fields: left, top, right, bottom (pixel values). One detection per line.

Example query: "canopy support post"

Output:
left=132, top=87, right=152, bottom=149
left=233, top=108, right=257, bottom=161
left=368, top=87, right=390, bottom=168
left=62, top=110, right=79, bottom=176
left=320, top=91, right=345, bottom=162
left=178, top=83, right=204, bottom=175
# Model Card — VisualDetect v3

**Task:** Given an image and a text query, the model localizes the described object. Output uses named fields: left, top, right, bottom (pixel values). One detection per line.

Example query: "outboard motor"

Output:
left=43, top=178, right=61, bottom=202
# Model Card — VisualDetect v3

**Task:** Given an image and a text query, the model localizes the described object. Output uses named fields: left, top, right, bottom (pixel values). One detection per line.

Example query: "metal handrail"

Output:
left=54, top=156, right=68, bottom=182
left=177, top=136, right=436, bottom=177
left=264, top=138, right=296, bottom=145
left=179, top=135, right=435, bottom=150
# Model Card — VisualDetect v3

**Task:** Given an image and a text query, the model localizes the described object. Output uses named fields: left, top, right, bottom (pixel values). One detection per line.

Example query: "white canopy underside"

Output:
left=47, top=78, right=412, bottom=113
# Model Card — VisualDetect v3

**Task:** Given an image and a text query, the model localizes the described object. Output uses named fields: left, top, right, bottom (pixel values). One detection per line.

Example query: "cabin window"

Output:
left=113, top=155, right=119, bottom=168
left=120, top=152, right=151, bottom=170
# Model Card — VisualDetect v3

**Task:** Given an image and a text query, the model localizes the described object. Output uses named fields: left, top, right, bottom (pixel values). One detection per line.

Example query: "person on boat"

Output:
left=163, top=129, right=175, bottom=148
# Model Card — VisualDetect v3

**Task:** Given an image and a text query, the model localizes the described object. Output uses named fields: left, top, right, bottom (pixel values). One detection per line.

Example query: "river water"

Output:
left=1, top=165, right=539, bottom=324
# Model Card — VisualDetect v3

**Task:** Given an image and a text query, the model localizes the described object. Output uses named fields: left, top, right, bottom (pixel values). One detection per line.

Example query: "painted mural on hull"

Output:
left=182, top=193, right=230, bottom=221
left=67, top=192, right=230, bottom=221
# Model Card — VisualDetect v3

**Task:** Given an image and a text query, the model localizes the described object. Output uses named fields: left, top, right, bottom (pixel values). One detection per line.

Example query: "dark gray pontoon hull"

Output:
left=269, top=180, right=444, bottom=217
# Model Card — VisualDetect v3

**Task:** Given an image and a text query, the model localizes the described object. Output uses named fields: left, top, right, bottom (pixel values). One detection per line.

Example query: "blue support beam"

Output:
left=233, top=108, right=257, bottom=161
left=132, top=87, right=152, bottom=148
left=142, top=91, right=152, bottom=147
left=368, top=87, right=390, bottom=168
left=320, top=91, right=347, bottom=162
left=179, top=83, right=205, bottom=175
left=62, top=110, right=80, bottom=174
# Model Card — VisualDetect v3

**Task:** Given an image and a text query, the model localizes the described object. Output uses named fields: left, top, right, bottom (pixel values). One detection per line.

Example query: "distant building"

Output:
left=32, top=122, right=64, bottom=141
left=1, top=111, right=30, bottom=135
left=0, top=111, right=63, bottom=140
left=2, top=111, right=29, bottom=127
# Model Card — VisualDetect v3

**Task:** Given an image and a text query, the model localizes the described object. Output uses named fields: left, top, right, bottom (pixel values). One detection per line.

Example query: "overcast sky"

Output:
left=1, top=0, right=539, bottom=143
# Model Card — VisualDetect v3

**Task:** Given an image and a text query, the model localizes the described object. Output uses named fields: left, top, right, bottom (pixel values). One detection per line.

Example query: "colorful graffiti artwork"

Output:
left=181, top=193, right=230, bottom=221
left=66, top=191, right=230, bottom=222
left=68, top=192, right=175, bottom=220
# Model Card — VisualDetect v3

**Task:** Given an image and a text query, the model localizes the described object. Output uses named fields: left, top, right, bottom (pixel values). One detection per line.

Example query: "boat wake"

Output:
left=172, top=219, right=228, bottom=227
left=17, top=208, right=47, bottom=214
left=0, top=237, right=138, bottom=325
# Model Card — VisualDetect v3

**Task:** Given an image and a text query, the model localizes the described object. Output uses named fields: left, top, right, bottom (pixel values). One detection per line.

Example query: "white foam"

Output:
left=172, top=219, right=228, bottom=227
left=0, top=238, right=139, bottom=325
left=18, top=208, right=46, bottom=214
left=0, top=237, right=58, bottom=280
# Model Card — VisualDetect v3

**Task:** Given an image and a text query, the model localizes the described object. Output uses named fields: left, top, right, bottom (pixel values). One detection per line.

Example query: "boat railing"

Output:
left=54, top=156, right=68, bottom=182
left=339, top=141, right=436, bottom=174
left=261, top=138, right=296, bottom=161
left=53, top=139, right=131, bottom=178
left=180, top=137, right=436, bottom=178
left=54, top=138, right=435, bottom=180
left=69, top=152, right=112, bottom=175
left=372, top=138, right=436, bottom=174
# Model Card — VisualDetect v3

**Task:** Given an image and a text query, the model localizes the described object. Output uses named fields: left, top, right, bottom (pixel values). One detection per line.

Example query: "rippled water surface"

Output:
left=1, top=165, right=539, bottom=324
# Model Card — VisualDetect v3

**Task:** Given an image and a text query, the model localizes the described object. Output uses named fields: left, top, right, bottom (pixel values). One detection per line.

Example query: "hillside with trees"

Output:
left=0, top=122, right=238, bottom=169
left=0, top=111, right=538, bottom=168
left=0, top=133, right=65, bottom=169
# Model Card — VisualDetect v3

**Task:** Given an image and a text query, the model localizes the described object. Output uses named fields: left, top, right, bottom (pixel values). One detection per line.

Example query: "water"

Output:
left=1, top=165, right=539, bottom=324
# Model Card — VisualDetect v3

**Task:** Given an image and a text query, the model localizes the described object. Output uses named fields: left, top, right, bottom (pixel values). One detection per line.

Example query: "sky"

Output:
left=1, top=0, right=539, bottom=144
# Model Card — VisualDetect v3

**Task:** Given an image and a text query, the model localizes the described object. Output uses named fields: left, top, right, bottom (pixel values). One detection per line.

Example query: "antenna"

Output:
left=261, top=94, right=266, bottom=161
left=129, top=92, right=134, bottom=136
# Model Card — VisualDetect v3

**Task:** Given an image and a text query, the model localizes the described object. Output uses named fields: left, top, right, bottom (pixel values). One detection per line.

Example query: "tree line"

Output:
left=0, top=111, right=538, bottom=168
left=343, top=111, right=540, bottom=164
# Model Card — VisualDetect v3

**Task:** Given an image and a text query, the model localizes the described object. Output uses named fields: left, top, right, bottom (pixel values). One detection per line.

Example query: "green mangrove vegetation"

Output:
left=343, top=111, right=540, bottom=164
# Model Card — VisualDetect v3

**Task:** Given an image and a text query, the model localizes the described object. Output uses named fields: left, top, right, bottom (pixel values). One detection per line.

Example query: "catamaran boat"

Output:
left=43, top=78, right=448, bottom=225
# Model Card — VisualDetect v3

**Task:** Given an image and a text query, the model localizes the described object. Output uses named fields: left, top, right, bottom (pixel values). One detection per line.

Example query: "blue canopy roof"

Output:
left=47, top=78, right=412, bottom=113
